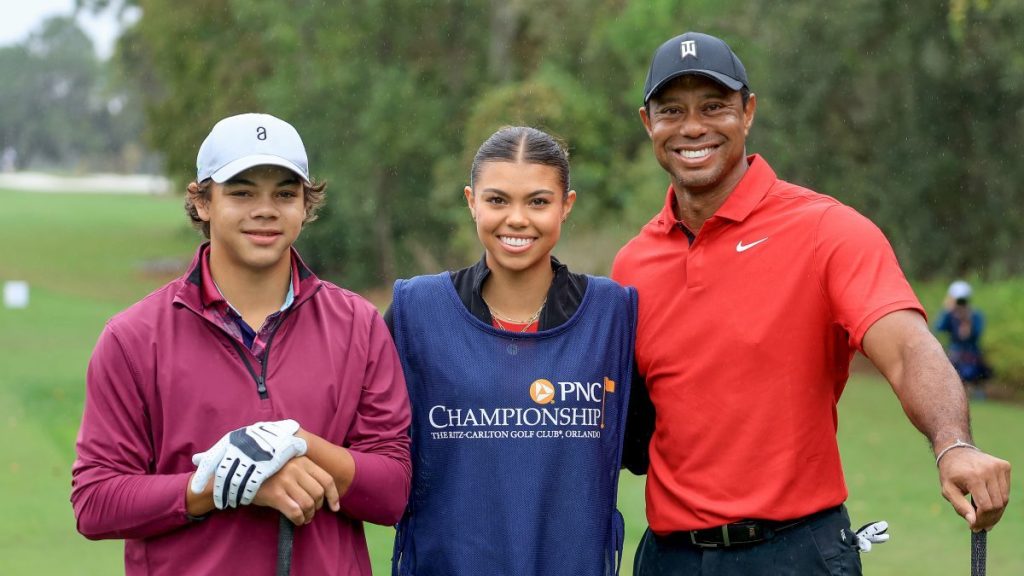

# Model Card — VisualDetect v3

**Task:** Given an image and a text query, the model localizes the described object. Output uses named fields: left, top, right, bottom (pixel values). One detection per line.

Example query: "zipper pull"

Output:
left=256, top=375, right=267, bottom=396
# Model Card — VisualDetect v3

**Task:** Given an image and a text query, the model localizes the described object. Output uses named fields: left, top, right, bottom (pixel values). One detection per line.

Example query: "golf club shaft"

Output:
left=277, top=513, right=295, bottom=576
left=971, top=529, right=986, bottom=576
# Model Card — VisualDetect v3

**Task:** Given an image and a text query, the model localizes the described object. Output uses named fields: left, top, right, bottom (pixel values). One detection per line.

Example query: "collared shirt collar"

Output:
left=651, top=154, right=776, bottom=234
left=198, top=244, right=299, bottom=312
left=467, top=253, right=570, bottom=303
left=464, top=253, right=578, bottom=330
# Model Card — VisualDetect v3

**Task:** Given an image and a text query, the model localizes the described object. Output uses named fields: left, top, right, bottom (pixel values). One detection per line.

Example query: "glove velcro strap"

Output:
left=229, top=429, right=274, bottom=461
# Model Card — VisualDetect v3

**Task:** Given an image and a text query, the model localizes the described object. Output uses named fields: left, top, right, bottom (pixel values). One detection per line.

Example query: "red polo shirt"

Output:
left=612, top=155, right=923, bottom=532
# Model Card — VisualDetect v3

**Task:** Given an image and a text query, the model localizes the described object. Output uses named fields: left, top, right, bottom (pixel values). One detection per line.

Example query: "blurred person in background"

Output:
left=936, top=280, right=993, bottom=399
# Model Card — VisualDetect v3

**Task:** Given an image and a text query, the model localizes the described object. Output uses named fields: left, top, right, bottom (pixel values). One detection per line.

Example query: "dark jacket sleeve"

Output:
left=383, top=303, right=394, bottom=336
left=620, top=361, right=654, bottom=475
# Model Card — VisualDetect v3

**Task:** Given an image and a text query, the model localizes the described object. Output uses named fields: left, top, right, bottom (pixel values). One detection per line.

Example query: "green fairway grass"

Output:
left=1, top=188, right=1020, bottom=574
left=0, top=189, right=197, bottom=575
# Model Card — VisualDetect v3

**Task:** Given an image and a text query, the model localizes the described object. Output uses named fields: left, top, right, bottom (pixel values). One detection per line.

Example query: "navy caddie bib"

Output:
left=391, top=272, right=637, bottom=576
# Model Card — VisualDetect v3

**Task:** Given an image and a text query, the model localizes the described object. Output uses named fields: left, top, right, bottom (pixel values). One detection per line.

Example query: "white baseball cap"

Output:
left=948, top=280, right=972, bottom=300
left=196, top=113, right=310, bottom=183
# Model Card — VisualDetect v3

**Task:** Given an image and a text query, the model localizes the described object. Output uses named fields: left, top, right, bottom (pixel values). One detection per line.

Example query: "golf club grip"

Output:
left=971, top=530, right=986, bottom=576
left=276, top=513, right=295, bottom=576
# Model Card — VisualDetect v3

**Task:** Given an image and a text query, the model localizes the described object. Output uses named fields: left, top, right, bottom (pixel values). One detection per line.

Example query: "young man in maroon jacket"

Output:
left=71, top=113, right=411, bottom=575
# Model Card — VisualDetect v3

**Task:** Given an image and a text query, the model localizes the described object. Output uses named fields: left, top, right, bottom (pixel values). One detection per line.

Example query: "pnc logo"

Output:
left=529, top=379, right=556, bottom=405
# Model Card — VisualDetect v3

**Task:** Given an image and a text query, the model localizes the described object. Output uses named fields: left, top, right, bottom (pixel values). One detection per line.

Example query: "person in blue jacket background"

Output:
left=936, top=280, right=993, bottom=399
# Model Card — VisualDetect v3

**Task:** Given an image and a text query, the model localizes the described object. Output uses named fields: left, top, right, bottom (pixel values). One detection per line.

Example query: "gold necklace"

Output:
left=483, top=297, right=546, bottom=333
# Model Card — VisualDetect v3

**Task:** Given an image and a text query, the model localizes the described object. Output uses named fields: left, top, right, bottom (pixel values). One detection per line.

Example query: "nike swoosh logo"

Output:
left=736, top=238, right=768, bottom=252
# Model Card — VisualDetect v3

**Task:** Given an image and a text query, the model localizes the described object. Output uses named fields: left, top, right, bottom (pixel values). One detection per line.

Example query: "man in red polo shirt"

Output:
left=612, top=32, right=1010, bottom=575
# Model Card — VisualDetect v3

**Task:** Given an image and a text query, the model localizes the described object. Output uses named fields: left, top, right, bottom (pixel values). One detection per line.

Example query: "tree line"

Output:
left=0, top=15, right=150, bottom=173
left=76, top=0, right=1024, bottom=288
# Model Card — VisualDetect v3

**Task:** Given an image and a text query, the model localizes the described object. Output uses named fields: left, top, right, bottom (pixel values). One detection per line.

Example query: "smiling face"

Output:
left=194, top=165, right=305, bottom=279
left=465, top=161, right=575, bottom=278
left=640, top=75, right=756, bottom=200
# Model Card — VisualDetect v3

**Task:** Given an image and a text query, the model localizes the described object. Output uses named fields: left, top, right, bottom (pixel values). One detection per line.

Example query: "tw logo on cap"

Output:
left=681, top=40, right=698, bottom=59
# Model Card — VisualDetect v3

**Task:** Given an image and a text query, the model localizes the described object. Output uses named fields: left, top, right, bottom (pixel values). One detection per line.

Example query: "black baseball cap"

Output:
left=643, top=32, right=749, bottom=103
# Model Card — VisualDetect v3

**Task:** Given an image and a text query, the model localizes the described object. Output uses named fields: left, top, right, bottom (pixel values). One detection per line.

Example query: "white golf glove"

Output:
left=854, top=520, right=890, bottom=552
left=190, top=419, right=307, bottom=509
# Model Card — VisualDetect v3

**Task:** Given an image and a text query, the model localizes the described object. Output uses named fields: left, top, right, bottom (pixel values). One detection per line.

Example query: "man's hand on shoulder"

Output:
left=937, top=443, right=1011, bottom=531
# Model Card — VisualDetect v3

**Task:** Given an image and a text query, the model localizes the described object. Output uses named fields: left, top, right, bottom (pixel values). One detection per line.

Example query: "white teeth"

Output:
left=500, top=236, right=533, bottom=247
left=680, top=148, right=712, bottom=159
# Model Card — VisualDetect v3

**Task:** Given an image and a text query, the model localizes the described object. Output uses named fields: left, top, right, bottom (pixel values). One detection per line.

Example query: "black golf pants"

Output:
left=634, top=505, right=863, bottom=576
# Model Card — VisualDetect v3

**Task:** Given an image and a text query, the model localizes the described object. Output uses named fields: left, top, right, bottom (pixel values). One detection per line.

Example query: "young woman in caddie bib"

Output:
left=386, top=126, right=642, bottom=576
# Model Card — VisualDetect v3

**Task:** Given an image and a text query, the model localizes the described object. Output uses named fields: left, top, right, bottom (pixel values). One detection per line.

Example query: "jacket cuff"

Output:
left=339, top=449, right=410, bottom=526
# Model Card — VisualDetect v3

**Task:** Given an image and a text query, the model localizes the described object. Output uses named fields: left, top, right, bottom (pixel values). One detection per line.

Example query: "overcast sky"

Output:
left=0, top=0, right=122, bottom=59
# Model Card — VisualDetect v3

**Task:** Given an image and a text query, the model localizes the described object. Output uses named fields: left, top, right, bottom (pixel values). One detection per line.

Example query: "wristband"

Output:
left=935, top=439, right=979, bottom=467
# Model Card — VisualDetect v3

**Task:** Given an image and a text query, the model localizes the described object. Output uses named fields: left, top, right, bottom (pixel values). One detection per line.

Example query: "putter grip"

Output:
left=277, top=513, right=295, bottom=576
left=971, top=530, right=986, bottom=576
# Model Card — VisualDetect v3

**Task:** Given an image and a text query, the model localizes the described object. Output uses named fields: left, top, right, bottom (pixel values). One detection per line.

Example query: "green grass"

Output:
left=838, top=376, right=1023, bottom=574
left=0, top=189, right=197, bottom=575
left=1, top=188, right=1021, bottom=574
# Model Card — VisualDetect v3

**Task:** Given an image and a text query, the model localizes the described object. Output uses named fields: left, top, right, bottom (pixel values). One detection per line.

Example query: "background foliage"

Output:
left=0, top=15, right=149, bottom=172
left=67, top=0, right=1024, bottom=288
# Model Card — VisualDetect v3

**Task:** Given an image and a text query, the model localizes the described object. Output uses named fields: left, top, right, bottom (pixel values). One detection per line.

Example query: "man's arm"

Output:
left=71, top=326, right=194, bottom=540
left=861, top=309, right=1011, bottom=531
left=302, top=311, right=411, bottom=526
